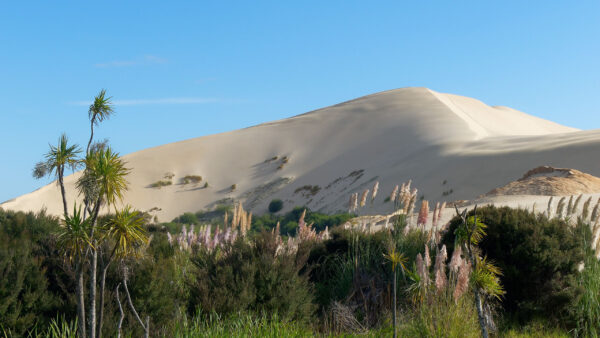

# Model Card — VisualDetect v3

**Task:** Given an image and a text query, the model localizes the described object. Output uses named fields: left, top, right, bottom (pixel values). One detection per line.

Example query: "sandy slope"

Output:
left=3, top=87, right=598, bottom=221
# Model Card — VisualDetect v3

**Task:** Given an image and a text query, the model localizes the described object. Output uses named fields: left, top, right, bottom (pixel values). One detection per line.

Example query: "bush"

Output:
left=251, top=207, right=353, bottom=236
left=442, top=206, right=585, bottom=327
left=181, top=175, right=202, bottom=185
left=188, top=232, right=316, bottom=323
left=268, top=199, right=284, bottom=213
left=0, top=209, right=70, bottom=336
left=149, top=180, right=172, bottom=188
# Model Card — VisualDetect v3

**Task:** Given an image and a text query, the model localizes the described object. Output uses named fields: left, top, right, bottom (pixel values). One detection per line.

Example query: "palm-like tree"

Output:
left=76, top=146, right=129, bottom=338
left=454, top=205, right=504, bottom=338
left=384, top=246, right=408, bottom=338
left=33, top=133, right=81, bottom=216
left=57, top=203, right=91, bottom=338
left=96, top=206, right=147, bottom=337
left=87, top=89, right=114, bottom=154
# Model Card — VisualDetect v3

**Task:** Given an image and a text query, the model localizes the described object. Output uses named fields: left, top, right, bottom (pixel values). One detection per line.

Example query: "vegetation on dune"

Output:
left=149, top=180, right=172, bottom=188
left=268, top=198, right=284, bottom=213
left=4, top=89, right=600, bottom=336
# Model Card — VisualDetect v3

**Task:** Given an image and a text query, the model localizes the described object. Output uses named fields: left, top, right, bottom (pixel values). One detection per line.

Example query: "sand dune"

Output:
left=3, top=87, right=598, bottom=221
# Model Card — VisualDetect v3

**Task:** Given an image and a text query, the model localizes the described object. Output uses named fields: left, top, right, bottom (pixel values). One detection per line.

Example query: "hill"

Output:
left=4, top=87, right=599, bottom=221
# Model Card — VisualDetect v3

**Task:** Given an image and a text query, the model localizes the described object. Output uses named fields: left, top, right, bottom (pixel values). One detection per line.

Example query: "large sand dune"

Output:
left=3, top=87, right=599, bottom=221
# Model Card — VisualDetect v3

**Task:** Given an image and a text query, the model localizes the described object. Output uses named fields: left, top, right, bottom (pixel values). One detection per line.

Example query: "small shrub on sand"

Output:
left=230, top=184, right=237, bottom=191
left=181, top=175, right=202, bottom=185
left=268, top=199, right=284, bottom=213
left=150, top=180, right=172, bottom=188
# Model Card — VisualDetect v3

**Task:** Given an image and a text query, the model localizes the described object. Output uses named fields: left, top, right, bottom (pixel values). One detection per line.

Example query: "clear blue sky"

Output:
left=1, top=1, right=598, bottom=203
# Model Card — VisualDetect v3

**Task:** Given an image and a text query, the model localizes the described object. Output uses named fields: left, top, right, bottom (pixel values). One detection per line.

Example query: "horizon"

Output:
left=1, top=1, right=599, bottom=203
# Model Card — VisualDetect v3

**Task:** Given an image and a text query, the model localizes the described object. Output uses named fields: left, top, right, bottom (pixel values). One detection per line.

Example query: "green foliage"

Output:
left=251, top=207, right=352, bottom=235
left=442, top=206, right=585, bottom=327
left=189, top=232, right=316, bottom=323
left=0, top=209, right=71, bottom=336
left=573, top=227, right=600, bottom=337
left=294, top=185, right=320, bottom=196
left=180, top=175, right=202, bottom=185
left=173, top=212, right=200, bottom=225
left=173, top=312, right=313, bottom=337
left=398, top=292, right=481, bottom=337
left=149, top=180, right=172, bottom=188
left=268, top=199, right=284, bottom=213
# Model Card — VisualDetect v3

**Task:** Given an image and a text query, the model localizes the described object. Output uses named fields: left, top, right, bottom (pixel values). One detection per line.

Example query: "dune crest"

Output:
left=2, top=87, right=598, bottom=220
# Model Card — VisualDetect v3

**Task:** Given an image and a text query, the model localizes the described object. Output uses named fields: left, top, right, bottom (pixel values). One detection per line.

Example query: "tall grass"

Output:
left=573, top=226, right=600, bottom=337
left=173, top=312, right=313, bottom=337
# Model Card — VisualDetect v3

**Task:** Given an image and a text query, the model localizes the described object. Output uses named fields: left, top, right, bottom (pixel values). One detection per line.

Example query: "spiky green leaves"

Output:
left=57, top=203, right=92, bottom=262
left=455, top=215, right=487, bottom=246
left=471, top=256, right=505, bottom=300
left=88, top=89, right=114, bottom=125
left=101, top=206, right=148, bottom=259
left=33, top=133, right=81, bottom=180
left=384, top=247, right=408, bottom=273
left=77, top=147, right=130, bottom=207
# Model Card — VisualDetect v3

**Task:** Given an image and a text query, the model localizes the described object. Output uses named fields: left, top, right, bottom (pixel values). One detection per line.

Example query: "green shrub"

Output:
left=268, top=199, right=284, bottom=213
left=173, top=212, right=199, bottom=225
left=442, top=206, right=585, bottom=327
left=188, top=232, right=316, bottom=323
left=181, top=175, right=202, bottom=184
left=251, top=207, right=353, bottom=235
left=573, top=227, right=600, bottom=336
left=149, top=180, right=172, bottom=188
left=0, top=209, right=70, bottom=336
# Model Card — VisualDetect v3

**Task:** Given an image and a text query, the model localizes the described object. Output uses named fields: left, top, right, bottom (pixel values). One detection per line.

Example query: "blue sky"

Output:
left=1, top=1, right=598, bottom=203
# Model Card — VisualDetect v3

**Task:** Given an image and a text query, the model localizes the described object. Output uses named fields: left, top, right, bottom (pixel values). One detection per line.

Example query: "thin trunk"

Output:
left=122, top=265, right=149, bottom=337
left=59, top=168, right=68, bottom=217
left=87, top=121, right=95, bottom=155
left=88, top=242, right=97, bottom=338
left=97, top=246, right=116, bottom=338
left=393, top=269, right=397, bottom=338
left=116, top=283, right=124, bottom=338
left=88, top=199, right=102, bottom=338
left=76, top=263, right=87, bottom=338
left=466, top=209, right=488, bottom=338
left=473, top=287, right=489, bottom=338
left=97, top=260, right=107, bottom=338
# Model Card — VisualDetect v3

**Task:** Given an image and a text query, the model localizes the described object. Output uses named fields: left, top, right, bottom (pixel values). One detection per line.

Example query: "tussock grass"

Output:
left=149, top=180, right=172, bottom=188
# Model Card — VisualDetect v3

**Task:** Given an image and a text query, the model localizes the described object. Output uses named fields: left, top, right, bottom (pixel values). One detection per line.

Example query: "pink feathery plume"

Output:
left=359, top=189, right=369, bottom=207
left=434, top=245, right=448, bottom=291
left=416, top=253, right=429, bottom=285
left=454, top=260, right=472, bottom=301
left=371, top=181, right=379, bottom=202
left=390, top=185, right=399, bottom=203
left=417, top=200, right=429, bottom=227
left=448, top=245, right=463, bottom=273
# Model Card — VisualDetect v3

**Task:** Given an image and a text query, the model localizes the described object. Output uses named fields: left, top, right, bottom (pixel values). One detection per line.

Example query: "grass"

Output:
left=181, top=175, right=202, bottom=185
left=174, top=313, right=314, bottom=338
left=294, top=185, right=321, bottom=197
left=149, top=180, right=172, bottom=188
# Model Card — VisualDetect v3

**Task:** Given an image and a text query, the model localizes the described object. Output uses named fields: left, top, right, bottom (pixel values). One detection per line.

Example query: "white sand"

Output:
left=3, top=87, right=597, bottom=221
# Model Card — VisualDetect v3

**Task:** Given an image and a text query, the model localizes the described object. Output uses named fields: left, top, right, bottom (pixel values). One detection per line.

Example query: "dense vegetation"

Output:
left=3, top=89, right=598, bottom=337
left=2, top=203, right=599, bottom=337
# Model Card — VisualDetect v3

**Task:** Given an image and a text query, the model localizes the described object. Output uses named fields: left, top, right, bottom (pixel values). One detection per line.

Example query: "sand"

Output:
left=3, top=87, right=599, bottom=222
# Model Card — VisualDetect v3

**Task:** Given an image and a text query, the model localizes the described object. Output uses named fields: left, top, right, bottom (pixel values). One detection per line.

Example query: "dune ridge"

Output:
left=2, top=87, right=597, bottom=221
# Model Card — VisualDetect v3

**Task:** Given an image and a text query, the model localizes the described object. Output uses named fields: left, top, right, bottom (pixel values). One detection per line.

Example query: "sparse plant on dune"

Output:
left=180, top=175, right=202, bottom=185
